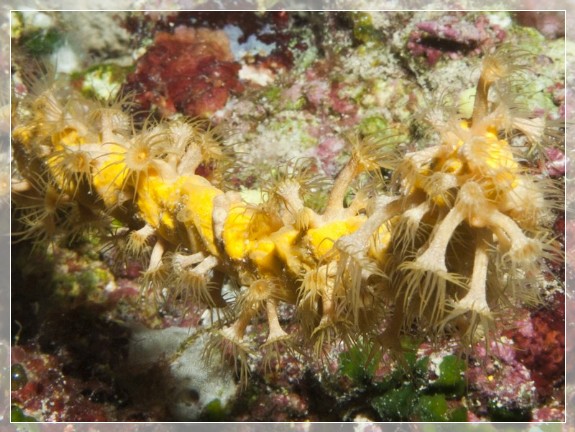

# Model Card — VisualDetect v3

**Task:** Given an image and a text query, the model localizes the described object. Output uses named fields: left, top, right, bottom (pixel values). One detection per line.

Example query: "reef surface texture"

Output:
left=9, top=10, right=566, bottom=422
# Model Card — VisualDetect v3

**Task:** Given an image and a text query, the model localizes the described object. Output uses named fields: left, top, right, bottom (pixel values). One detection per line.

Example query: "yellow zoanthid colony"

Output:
left=11, top=49, right=562, bottom=382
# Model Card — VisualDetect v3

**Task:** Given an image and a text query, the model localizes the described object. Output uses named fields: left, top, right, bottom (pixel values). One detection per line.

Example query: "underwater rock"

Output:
left=128, top=326, right=238, bottom=420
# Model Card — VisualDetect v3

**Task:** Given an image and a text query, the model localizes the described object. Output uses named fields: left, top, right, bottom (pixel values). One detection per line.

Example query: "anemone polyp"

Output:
left=11, top=47, right=563, bottom=386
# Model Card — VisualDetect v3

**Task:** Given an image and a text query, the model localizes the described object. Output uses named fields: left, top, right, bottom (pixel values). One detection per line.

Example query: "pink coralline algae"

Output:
left=125, top=26, right=244, bottom=118
left=514, top=11, right=566, bottom=40
left=467, top=340, right=536, bottom=416
left=302, top=67, right=358, bottom=118
left=240, top=391, right=309, bottom=422
left=11, top=346, right=112, bottom=421
left=532, top=406, right=566, bottom=422
left=407, top=14, right=506, bottom=66
left=509, top=293, right=565, bottom=401
left=544, top=147, right=566, bottom=177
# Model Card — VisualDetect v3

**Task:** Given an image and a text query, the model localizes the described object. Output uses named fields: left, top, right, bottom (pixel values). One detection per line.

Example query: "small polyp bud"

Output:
left=455, top=181, right=491, bottom=227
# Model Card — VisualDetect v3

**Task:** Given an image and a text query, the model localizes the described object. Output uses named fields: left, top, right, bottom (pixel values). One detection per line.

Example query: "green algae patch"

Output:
left=432, top=354, right=466, bottom=397
left=11, top=405, right=39, bottom=423
left=339, top=341, right=380, bottom=383
left=21, top=27, right=64, bottom=55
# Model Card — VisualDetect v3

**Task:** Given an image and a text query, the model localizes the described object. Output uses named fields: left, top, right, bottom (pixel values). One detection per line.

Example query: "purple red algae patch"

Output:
left=407, top=13, right=506, bottom=66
